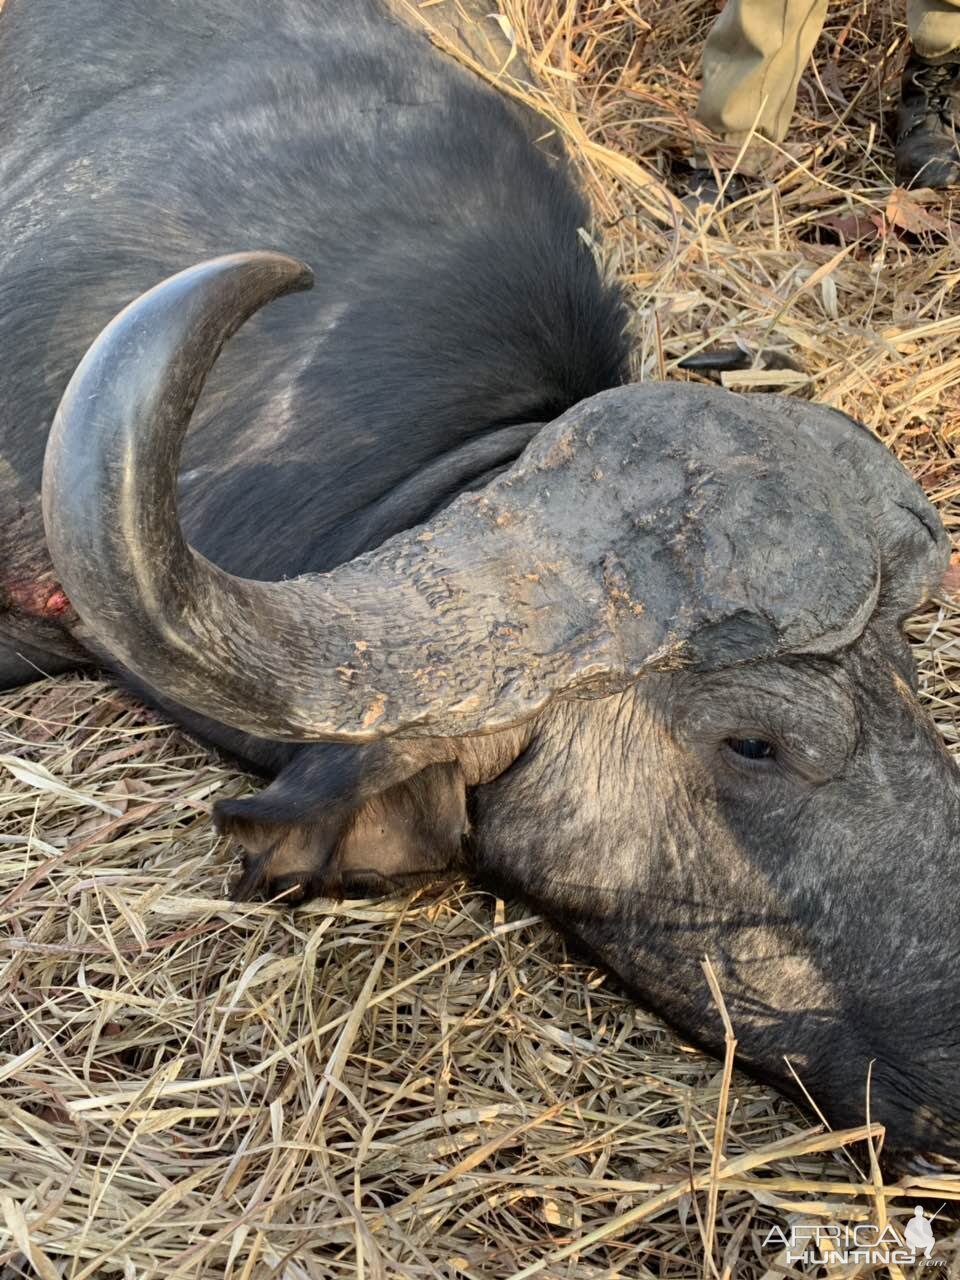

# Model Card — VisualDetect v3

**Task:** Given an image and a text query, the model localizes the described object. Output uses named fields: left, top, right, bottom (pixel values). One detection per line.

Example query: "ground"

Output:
left=1, top=2, right=959, bottom=1277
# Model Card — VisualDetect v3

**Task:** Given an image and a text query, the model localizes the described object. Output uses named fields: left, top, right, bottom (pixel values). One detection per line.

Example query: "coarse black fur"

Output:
left=0, top=0, right=628, bottom=650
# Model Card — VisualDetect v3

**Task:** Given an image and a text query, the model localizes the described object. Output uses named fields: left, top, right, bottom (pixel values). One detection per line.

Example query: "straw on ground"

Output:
left=1, top=2, right=959, bottom=1276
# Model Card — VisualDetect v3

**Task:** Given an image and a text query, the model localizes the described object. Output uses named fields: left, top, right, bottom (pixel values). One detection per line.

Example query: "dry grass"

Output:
left=2, top=1, right=960, bottom=1276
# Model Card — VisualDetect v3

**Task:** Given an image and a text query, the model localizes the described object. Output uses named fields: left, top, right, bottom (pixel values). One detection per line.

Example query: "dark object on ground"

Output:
left=897, top=52, right=960, bottom=187
left=681, top=167, right=752, bottom=212
left=678, top=345, right=804, bottom=374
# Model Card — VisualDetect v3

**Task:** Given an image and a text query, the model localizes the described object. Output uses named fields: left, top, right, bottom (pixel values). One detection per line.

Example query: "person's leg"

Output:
left=909, top=0, right=960, bottom=59
left=897, top=0, right=960, bottom=186
left=696, top=0, right=830, bottom=144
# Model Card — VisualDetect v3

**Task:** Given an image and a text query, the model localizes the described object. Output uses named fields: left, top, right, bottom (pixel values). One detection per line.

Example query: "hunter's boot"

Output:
left=681, top=165, right=750, bottom=212
left=896, top=52, right=960, bottom=188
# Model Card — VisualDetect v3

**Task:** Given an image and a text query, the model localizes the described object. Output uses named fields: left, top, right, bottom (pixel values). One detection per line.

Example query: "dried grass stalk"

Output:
left=2, top=1, right=959, bottom=1275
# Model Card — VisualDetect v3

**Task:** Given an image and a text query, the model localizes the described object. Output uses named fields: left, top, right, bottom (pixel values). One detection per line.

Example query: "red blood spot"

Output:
left=43, top=588, right=71, bottom=616
left=5, top=579, right=72, bottom=619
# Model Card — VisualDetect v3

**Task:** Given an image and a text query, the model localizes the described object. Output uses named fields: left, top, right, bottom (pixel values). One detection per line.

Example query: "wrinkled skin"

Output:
left=209, top=609, right=960, bottom=1156
left=475, top=623, right=960, bottom=1156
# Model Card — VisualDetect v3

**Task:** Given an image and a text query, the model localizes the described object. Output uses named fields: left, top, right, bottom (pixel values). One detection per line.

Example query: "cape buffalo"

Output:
left=1, top=0, right=957, bottom=1157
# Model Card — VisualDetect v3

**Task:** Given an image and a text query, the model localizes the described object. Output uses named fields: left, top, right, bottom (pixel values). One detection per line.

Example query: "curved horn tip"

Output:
left=41, top=250, right=316, bottom=714
left=160, top=250, right=315, bottom=315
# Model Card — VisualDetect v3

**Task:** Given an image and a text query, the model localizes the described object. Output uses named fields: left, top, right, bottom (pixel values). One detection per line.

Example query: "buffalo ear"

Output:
left=337, top=763, right=469, bottom=895
left=216, top=761, right=469, bottom=904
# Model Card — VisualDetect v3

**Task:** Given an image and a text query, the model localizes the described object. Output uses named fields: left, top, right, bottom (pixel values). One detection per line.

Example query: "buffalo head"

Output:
left=42, top=252, right=958, bottom=1156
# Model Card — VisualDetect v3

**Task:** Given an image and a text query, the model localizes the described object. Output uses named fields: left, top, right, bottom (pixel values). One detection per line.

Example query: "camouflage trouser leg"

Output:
left=696, top=0, right=960, bottom=144
left=909, top=0, right=960, bottom=60
left=696, top=0, right=829, bottom=143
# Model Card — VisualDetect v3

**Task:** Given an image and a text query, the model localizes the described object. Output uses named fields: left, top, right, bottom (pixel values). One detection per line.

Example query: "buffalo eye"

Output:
left=725, top=737, right=776, bottom=761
